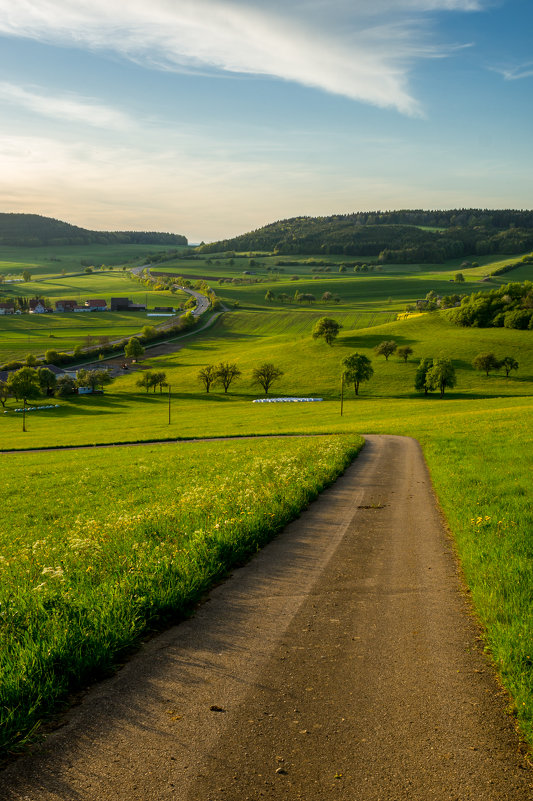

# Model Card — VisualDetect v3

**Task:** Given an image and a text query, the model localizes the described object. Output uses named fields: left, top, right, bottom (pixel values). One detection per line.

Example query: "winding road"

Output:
left=1, top=435, right=531, bottom=800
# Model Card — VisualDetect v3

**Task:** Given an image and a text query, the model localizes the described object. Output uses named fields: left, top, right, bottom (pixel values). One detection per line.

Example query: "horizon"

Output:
left=0, top=1, right=532, bottom=242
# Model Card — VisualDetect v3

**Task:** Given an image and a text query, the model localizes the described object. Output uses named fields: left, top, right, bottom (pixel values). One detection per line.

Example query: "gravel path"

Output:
left=1, top=435, right=531, bottom=800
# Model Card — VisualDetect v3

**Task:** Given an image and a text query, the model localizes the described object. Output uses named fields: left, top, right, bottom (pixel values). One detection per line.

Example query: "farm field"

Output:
left=0, top=268, right=187, bottom=362
left=1, top=248, right=533, bottom=757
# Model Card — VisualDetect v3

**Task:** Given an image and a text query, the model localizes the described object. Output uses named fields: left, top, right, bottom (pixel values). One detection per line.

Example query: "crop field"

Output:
left=0, top=434, right=363, bottom=754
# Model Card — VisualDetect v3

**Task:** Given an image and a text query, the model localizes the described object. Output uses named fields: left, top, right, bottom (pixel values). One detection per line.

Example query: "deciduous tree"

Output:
left=312, top=317, right=342, bottom=346
left=500, top=356, right=518, bottom=377
left=397, top=345, right=413, bottom=362
left=341, top=353, right=374, bottom=396
left=414, top=357, right=433, bottom=395
left=197, top=365, right=218, bottom=393
left=425, top=358, right=457, bottom=398
left=472, top=352, right=501, bottom=376
left=252, top=363, right=284, bottom=395
left=124, top=337, right=144, bottom=362
left=374, top=340, right=397, bottom=360
left=216, top=362, right=242, bottom=394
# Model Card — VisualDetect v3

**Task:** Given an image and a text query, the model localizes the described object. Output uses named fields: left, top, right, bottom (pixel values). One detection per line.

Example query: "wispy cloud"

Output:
left=0, top=82, right=132, bottom=130
left=0, top=1, right=483, bottom=115
left=490, top=62, right=533, bottom=81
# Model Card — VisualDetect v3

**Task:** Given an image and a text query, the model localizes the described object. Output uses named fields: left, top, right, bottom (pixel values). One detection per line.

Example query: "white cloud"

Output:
left=0, top=1, right=483, bottom=115
left=491, top=63, right=533, bottom=81
left=0, top=82, right=132, bottom=129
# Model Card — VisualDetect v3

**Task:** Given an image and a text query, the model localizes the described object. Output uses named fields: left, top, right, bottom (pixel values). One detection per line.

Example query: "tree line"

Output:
left=0, top=213, right=187, bottom=247
left=196, top=209, right=533, bottom=262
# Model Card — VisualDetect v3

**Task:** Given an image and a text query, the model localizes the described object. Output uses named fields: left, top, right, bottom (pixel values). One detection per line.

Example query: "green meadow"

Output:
left=0, top=435, right=363, bottom=754
left=1, top=248, right=533, bottom=754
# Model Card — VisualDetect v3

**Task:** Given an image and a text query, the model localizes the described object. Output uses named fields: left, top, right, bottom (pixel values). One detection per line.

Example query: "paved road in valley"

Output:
left=1, top=435, right=531, bottom=800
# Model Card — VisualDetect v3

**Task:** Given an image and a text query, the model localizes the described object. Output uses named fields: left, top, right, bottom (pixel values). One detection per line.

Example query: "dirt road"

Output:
left=1, top=435, right=531, bottom=800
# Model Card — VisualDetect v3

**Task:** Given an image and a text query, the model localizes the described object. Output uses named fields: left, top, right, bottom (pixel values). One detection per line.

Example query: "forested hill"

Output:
left=0, top=214, right=187, bottom=247
left=197, top=209, right=533, bottom=262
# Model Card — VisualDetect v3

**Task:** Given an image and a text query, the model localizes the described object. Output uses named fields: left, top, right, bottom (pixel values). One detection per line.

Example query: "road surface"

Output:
left=1, top=435, right=531, bottom=800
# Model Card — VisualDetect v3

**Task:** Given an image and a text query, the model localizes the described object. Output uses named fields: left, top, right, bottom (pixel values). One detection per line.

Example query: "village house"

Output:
left=0, top=302, right=15, bottom=315
left=29, top=299, right=47, bottom=314
left=85, top=299, right=108, bottom=311
left=55, top=299, right=78, bottom=312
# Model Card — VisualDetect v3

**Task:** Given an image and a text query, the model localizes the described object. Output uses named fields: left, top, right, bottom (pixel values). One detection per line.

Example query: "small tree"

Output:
left=414, top=358, right=434, bottom=395
left=374, top=340, right=397, bottom=360
left=500, top=356, right=518, bottom=378
left=426, top=358, right=457, bottom=398
left=252, top=363, right=284, bottom=395
left=55, top=375, right=77, bottom=397
left=136, top=371, right=155, bottom=393
left=152, top=371, right=167, bottom=393
left=312, top=317, right=342, bottom=346
left=141, top=325, right=157, bottom=340
left=25, top=353, right=39, bottom=367
left=197, top=365, right=218, bottom=393
left=216, top=362, right=242, bottom=394
left=124, top=337, right=144, bottom=362
left=265, top=290, right=275, bottom=303
left=0, top=380, right=9, bottom=408
left=22, top=269, right=32, bottom=282
left=321, top=291, right=333, bottom=302
left=472, top=352, right=501, bottom=377
left=7, top=367, right=41, bottom=431
left=37, top=367, right=57, bottom=396
left=454, top=272, right=465, bottom=283
left=397, top=345, right=413, bottom=363
left=341, top=353, right=374, bottom=396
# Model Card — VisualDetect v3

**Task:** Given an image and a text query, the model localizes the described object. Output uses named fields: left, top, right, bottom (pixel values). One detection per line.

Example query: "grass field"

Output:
left=1, top=246, right=533, bottom=757
left=0, top=243, right=179, bottom=280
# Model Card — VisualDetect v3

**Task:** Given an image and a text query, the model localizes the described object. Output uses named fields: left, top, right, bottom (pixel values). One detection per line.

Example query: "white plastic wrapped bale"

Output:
left=252, top=397, right=323, bottom=403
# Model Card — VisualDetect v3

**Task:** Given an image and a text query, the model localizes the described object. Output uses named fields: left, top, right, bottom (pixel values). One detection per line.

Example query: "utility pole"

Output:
left=168, top=384, right=171, bottom=425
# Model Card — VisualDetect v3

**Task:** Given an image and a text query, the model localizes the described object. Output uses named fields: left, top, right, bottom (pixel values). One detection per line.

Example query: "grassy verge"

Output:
left=0, top=434, right=363, bottom=756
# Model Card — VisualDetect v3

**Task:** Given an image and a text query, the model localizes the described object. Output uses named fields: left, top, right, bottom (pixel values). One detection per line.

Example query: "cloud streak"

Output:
left=0, top=82, right=132, bottom=129
left=491, top=63, right=533, bottom=81
left=0, top=1, right=483, bottom=115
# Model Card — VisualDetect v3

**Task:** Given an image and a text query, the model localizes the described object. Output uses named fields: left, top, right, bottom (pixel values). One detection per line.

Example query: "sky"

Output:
left=0, top=0, right=531, bottom=242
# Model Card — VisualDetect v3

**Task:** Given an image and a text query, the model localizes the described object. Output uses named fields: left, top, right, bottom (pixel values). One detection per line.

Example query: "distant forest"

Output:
left=0, top=214, right=187, bottom=247
left=197, top=209, right=533, bottom=262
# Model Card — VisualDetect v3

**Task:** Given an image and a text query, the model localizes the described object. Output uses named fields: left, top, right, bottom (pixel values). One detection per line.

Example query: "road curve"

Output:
left=1, top=435, right=531, bottom=800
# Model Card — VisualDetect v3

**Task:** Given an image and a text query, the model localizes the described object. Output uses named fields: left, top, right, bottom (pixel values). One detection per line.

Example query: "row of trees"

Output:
left=196, top=362, right=285, bottom=395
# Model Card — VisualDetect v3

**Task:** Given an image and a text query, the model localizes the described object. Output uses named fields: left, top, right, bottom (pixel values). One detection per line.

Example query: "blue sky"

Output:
left=0, top=0, right=531, bottom=242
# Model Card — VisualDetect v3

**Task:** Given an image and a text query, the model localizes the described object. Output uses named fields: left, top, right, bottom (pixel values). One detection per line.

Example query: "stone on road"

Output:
left=1, top=435, right=531, bottom=800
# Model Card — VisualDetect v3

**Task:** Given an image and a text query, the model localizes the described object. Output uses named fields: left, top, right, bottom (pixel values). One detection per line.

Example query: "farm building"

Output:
left=85, top=299, right=108, bottom=311
left=55, top=299, right=78, bottom=312
left=29, top=300, right=47, bottom=314
left=0, top=302, right=15, bottom=315
left=111, top=297, right=146, bottom=311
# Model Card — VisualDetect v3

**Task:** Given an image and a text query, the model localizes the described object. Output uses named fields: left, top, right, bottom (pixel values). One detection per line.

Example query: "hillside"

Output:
left=197, top=209, right=533, bottom=262
left=0, top=213, right=187, bottom=247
